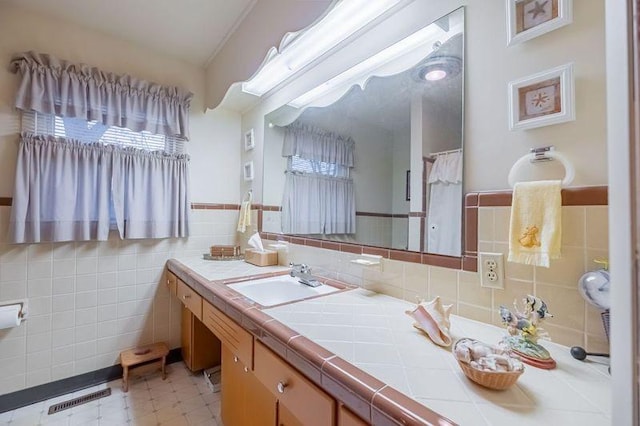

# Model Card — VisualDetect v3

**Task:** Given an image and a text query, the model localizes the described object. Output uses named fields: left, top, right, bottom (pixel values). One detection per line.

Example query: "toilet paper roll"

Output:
left=0, top=304, right=22, bottom=329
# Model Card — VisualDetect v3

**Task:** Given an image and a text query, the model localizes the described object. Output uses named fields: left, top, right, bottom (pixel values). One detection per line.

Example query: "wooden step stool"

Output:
left=120, top=342, right=169, bottom=392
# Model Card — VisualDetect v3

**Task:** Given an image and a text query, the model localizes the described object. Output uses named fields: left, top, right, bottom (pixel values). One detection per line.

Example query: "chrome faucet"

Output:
left=289, top=263, right=321, bottom=287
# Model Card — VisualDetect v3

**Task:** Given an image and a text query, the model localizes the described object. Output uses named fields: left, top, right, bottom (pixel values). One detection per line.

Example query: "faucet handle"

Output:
left=289, top=262, right=310, bottom=273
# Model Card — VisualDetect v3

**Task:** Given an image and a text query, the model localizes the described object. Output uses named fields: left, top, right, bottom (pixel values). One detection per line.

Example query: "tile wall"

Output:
left=269, top=204, right=610, bottom=353
left=0, top=206, right=239, bottom=396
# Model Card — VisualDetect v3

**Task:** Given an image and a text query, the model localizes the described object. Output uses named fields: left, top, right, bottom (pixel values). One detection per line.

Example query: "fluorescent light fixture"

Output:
left=287, top=24, right=447, bottom=108
left=242, top=0, right=404, bottom=97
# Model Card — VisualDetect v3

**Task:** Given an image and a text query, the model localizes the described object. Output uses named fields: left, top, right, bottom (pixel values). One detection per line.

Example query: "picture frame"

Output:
left=243, top=161, right=254, bottom=181
left=508, top=63, right=575, bottom=131
left=506, top=0, right=572, bottom=46
left=244, top=128, right=255, bottom=151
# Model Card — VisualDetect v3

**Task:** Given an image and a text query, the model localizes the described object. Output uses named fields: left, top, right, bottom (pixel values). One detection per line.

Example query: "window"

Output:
left=288, top=155, right=350, bottom=178
left=22, top=111, right=184, bottom=155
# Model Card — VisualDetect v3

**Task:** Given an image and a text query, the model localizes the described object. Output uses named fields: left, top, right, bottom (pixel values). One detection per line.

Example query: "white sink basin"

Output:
left=227, top=275, right=341, bottom=307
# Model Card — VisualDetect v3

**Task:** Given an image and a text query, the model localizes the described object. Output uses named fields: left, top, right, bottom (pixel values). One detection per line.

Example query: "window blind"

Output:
left=21, top=111, right=185, bottom=155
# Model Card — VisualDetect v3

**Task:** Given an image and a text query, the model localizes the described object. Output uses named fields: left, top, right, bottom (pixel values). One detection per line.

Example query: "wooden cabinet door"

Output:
left=221, top=345, right=244, bottom=426
left=254, top=341, right=335, bottom=426
left=244, top=363, right=276, bottom=426
left=222, top=344, right=276, bottom=426
left=278, top=403, right=304, bottom=426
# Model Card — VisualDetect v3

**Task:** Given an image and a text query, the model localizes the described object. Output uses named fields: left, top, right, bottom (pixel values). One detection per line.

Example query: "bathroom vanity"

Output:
left=166, top=257, right=611, bottom=426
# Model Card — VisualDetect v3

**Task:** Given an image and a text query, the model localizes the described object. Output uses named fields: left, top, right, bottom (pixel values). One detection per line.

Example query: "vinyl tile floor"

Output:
left=0, top=362, right=222, bottom=426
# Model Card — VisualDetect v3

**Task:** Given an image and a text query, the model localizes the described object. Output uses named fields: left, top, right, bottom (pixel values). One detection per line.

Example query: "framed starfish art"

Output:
left=508, top=63, right=575, bottom=130
left=506, top=0, right=573, bottom=46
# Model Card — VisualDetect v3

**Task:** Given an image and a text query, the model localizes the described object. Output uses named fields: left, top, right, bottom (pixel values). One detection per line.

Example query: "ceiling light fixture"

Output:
left=415, top=56, right=462, bottom=82
left=241, top=0, right=404, bottom=97
left=287, top=22, right=460, bottom=108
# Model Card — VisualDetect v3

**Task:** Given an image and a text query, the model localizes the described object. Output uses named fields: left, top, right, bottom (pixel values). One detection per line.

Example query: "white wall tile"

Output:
left=0, top=280, right=27, bottom=299
left=98, top=256, right=118, bottom=273
left=52, top=329, right=75, bottom=348
left=97, top=272, right=117, bottom=289
left=27, top=262, right=52, bottom=280
left=97, top=289, right=117, bottom=306
left=0, top=337, right=25, bottom=360
left=117, top=271, right=136, bottom=287
left=27, top=315, right=52, bottom=334
left=52, top=312, right=75, bottom=331
left=117, top=287, right=136, bottom=303
left=52, top=277, right=75, bottom=295
left=52, top=345, right=74, bottom=366
left=27, top=278, right=52, bottom=297
left=75, top=341, right=96, bottom=360
left=117, top=255, right=136, bottom=271
left=75, top=324, right=97, bottom=343
left=26, top=350, right=51, bottom=370
left=26, top=368, right=51, bottom=388
left=26, top=332, right=51, bottom=354
left=53, top=259, right=76, bottom=278
left=1, top=264, right=27, bottom=282
left=75, top=308, right=97, bottom=326
left=51, top=363, right=74, bottom=381
left=76, top=291, right=97, bottom=309
left=28, top=297, right=51, bottom=316
left=76, top=258, right=97, bottom=275
left=97, top=305, right=118, bottom=322
left=52, top=243, right=76, bottom=260
left=52, top=294, right=75, bottom=312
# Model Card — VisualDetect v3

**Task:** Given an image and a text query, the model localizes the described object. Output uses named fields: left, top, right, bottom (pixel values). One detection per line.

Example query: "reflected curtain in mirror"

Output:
left=281, top=124, right=356, bottom=234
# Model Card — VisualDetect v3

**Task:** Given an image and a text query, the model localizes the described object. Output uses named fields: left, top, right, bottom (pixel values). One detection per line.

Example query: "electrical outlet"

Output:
left=479, top=252, right=504, bottom=289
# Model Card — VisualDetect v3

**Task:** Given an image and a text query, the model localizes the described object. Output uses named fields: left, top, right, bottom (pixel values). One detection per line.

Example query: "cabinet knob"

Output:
left=233, top=356, right=239, bottom=363
left=277, top=381, right=287, bottom=394
left=243, top=366, right=249, bottom=373
left=182, top=294, right=191, bottom=299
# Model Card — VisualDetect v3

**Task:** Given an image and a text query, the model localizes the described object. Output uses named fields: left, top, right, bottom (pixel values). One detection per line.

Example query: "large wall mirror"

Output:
left=262, top=8, right=464, bottom=257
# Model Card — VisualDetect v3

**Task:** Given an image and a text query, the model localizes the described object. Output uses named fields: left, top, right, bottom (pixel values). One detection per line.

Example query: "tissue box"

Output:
left=244, top=249, right=278, bottom=266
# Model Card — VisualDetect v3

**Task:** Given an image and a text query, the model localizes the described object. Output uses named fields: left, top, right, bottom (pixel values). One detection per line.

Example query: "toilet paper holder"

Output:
left=0, top=301, right=28, bottom=324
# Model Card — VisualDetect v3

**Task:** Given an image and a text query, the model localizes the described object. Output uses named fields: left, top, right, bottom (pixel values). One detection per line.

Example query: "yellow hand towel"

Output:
left=508, top=180, right=562, bottom=268
left=236, top=200, right=252, bottom=233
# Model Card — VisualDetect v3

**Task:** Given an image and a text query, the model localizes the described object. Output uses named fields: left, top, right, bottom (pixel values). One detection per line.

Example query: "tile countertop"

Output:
left=265, top=289, right=611, bottom=426
left=167, top=258, right=611, bottom=426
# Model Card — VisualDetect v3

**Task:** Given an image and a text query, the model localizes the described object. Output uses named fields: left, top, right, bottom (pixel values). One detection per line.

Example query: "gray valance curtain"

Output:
left=9, top=134, right=190, bottom=243
left=282, top=123, right=355, bottom=167
left=10, top=51, right=193, bottom=140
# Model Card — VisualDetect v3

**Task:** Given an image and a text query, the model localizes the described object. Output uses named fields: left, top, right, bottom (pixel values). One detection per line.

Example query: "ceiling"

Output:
left=2, top=0, right=255, bottom=65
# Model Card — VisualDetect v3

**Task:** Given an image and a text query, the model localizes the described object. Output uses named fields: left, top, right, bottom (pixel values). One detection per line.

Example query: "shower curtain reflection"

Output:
left=426, top=150, right=463, bottom=256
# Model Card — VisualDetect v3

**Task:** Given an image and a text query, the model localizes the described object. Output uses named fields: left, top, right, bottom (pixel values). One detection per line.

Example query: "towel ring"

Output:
left=508, top=148, right=575, bottom=188
left=243, top=190, right=253, bottom=203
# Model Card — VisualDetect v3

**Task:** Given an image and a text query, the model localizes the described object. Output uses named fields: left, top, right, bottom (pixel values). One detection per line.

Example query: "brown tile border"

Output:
left=191, top=203, right=240, bottom=210
left=372, top=386, right=456, bottom=426
left=408, top=212, right=426, bottom=218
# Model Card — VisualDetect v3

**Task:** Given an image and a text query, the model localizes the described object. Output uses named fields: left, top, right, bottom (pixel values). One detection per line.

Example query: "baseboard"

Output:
left=0, top=347, right=183, bottom=413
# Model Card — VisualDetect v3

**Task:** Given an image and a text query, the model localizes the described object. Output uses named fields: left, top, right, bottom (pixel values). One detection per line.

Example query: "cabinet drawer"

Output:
left=255, top=341, right=335, bottom=426
left=338, top=404, right=367, bottom=426
left=166, top=270, right=177, bottom=297
left=202, top=301, right=253, bottom=367
left=177, top=280, right=202, bottom=320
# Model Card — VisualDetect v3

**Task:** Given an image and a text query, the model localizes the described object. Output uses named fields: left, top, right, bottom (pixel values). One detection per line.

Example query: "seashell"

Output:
left=405, top=296, right=453, bottom=347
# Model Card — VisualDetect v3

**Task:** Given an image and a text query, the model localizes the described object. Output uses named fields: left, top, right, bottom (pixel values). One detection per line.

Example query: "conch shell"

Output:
left=405, top=296, right=453, bottom=347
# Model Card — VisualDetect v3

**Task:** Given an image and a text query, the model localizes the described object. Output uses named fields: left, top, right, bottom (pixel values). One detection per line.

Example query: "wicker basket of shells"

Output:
left=453, top=338, right=524, bottom=390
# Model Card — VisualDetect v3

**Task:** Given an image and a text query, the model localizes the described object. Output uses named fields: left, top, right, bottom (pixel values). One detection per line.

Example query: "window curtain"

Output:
left=10, top=51, right=193, bottom=140
left=282, top=123, right=355, bottom=167
left=9, top=134, right=190, bottom=243
left=281, top=124, right=356, bottom=235
left=112, top=148, right=190, bottom=239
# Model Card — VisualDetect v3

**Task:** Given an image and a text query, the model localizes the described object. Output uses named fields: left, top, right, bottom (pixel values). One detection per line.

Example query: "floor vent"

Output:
left=47, top=388, right=111, bottom=415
